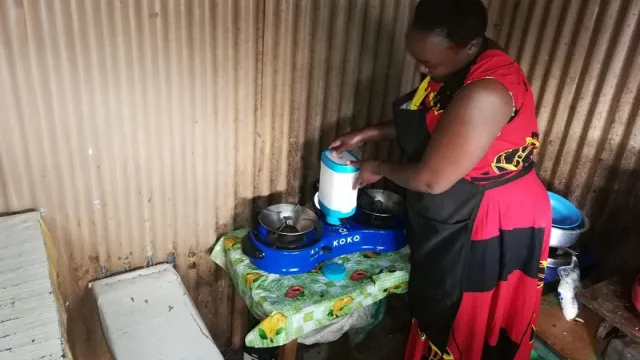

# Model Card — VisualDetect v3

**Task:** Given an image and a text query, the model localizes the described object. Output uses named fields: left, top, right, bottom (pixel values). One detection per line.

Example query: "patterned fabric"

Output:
left=420, top=49, right=540, bottom=184
left=210, top=229, right=410, bottom=348
left=450, top=171, right=549, bottom=359
left=402, top=47, right=551, bottom=359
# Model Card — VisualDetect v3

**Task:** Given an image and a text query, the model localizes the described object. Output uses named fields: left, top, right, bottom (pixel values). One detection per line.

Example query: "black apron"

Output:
left=392, top=59, right=534, bottom=352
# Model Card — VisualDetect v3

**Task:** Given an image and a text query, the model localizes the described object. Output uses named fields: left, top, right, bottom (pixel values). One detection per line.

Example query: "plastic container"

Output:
left=321, top=262, right=347, bottom=281
left=557, top=257, right=582, bottom=320
left=318, top=150, right=360, bottom=225
left=548, top=191, right=583, bottom=229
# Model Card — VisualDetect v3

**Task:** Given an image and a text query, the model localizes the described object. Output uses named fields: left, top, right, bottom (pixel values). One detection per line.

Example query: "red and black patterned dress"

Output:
left=394, top=44, right=551, bottom=360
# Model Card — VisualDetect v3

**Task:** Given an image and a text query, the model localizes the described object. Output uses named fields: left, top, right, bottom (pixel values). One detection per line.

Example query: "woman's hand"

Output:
left=349, top=160, right=383, bottom=189
left=329, top=121, right=396, bottom=154
left=328, top=130, right=368, bottom=154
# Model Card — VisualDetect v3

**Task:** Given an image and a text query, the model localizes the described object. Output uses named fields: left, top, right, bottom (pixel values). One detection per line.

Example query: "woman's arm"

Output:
left=375, top=79, right=513, bottom=194
left=363, top=120, right=396, bottom=142
left=329, top=120, right=396, bottom=153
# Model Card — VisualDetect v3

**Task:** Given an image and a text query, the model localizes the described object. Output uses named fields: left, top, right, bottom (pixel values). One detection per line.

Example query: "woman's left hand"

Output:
left=349, top=160, right=383, bottom=189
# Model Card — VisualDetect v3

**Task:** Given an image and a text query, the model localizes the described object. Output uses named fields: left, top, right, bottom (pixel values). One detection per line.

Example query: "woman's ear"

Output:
left=466, top=37, right=483, bottom=55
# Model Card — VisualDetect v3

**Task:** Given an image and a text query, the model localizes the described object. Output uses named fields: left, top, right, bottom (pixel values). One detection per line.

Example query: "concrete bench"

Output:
left=90, top=264, right=224, bottom=360
left=0, top=212, right=66, bottom=360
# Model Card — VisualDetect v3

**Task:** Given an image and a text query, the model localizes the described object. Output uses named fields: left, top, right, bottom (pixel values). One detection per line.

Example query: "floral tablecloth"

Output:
left=210, top=229, right=410, bottom=348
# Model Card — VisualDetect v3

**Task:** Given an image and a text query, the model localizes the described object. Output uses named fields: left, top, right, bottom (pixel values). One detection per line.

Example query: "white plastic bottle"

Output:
left=318, top=150, right=360, bottom=225
left=557, top=256, right=582, bottom=321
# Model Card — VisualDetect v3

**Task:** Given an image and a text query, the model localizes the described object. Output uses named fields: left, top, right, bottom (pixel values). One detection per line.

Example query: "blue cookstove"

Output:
left=242, top=190, right=407, bottom=275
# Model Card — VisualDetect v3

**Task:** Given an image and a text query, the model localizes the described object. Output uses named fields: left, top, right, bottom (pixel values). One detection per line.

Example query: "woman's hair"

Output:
left=411, top=0, right=488, bottom=46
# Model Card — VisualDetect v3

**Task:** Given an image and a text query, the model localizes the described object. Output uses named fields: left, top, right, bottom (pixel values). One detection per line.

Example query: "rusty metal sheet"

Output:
left=0, top=0, right=416, bottom=358
left=486, top=0, right=640, bottom=272
left=1, top=0, right=639, bottom=358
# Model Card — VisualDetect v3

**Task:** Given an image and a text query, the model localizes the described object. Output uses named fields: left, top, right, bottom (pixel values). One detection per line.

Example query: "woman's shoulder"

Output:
left=466, top=50, right=526, bottom=85
left=465, top=49, right=533, bottom=112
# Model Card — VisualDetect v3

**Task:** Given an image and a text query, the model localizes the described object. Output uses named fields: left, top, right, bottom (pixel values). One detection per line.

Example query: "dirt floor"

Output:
left=224, top=295, right=411, bottom=360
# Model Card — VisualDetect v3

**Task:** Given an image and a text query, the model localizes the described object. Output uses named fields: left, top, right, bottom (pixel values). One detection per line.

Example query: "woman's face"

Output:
left=406, top=30, right=474, bottom=83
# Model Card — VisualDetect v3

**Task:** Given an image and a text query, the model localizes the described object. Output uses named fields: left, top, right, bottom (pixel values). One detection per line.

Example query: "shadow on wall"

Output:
left=67, top=287, right=112, bottom=360
left=579, top=166, right=640, bottom=279
left=232, top=193, right=287, bottom=230
left=212, top=193, right=287, bottom=350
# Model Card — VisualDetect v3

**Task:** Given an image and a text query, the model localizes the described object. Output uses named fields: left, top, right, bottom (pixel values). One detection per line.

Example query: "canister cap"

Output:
left=321, top=150, right=359, bottom=174
left=322, top=262, right=346, bottom=281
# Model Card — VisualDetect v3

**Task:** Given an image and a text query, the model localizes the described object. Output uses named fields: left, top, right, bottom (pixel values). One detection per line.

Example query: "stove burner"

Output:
left=355, top=189, right=404, bottom=229
left=267, top=230, right=308, bottom=250
left=353, top=212, right=397, bottom=229
left=359, top=198, right=394, bottom=215
left=357, top=189, right=404, bottom=215
left=256, top=204, right=320, bottom=250
left=280, top=224, right=300, bottom=234
left=244, top=194, right=407, bottom=275
left=260, top=204, right=317, bottom=234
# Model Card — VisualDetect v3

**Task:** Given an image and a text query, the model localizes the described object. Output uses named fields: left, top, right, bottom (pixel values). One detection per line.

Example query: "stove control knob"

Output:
left=321, top=246, right=332, bottom=254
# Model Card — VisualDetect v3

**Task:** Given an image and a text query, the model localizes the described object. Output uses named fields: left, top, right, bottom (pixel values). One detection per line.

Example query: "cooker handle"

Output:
left=310, top=244, right=333, bottom=261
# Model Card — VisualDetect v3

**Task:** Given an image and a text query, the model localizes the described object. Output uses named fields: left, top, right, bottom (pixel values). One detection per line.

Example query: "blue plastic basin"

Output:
left=548, top=191, right=583, bottom=229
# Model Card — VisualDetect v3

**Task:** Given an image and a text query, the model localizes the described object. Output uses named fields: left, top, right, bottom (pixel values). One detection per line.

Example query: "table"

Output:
left=577, top=277, right=640, bottom=343
left=209, top=229, right=410, bottom=353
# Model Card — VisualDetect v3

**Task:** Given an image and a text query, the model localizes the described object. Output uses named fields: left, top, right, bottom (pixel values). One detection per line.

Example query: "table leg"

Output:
left=277, top=339, right=298, bottom=360
left=231, top=292, right=247, bottom=349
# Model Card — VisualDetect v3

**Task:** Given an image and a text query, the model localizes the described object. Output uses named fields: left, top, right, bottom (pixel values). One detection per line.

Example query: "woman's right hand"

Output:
left=328, top=130, right=368, bottom=154
left=329, top=121, right=395, bottom=153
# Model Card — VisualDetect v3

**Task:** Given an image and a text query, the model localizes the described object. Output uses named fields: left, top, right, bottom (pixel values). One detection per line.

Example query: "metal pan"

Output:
left=549, top=216, right=590, bottom=248
left=357, top=189, right=404, bottom=217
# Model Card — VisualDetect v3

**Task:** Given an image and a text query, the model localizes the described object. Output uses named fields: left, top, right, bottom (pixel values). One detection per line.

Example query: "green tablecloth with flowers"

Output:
left=210, top=229, right=410, bottom=348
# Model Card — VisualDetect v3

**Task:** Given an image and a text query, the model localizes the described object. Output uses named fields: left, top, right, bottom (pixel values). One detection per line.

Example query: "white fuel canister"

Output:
left=318, top=150, right=360, bottom=225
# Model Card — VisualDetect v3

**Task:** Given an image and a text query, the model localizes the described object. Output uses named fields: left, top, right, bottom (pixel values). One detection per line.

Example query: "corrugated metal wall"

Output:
left=0, top=0, right=416, bottom=358
left=485, top=0, right=640, bottom=272
left=1, top=0, right=639, bottom=358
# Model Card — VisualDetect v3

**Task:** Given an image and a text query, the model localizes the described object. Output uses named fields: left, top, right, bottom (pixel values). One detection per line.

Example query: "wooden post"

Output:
left=231, top=291, right=248, bottom=349
left=277, top=339, right=298, bottom=360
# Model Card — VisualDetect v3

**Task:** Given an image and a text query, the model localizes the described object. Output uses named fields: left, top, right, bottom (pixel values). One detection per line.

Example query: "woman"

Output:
left=329, top=1, right=550, bottom=359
